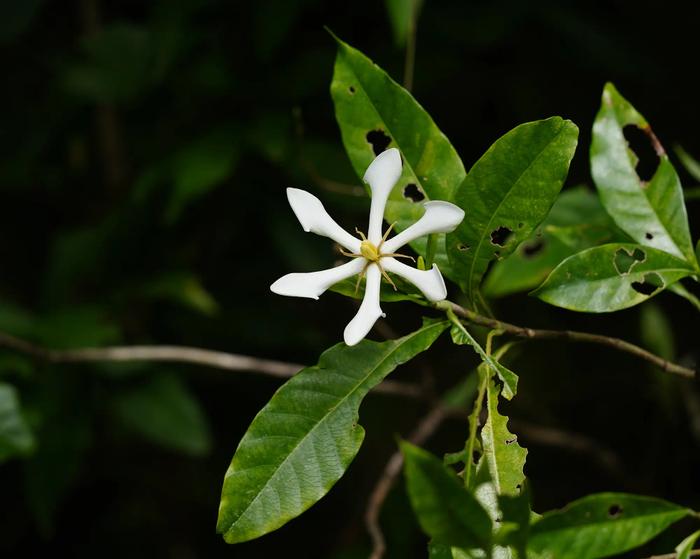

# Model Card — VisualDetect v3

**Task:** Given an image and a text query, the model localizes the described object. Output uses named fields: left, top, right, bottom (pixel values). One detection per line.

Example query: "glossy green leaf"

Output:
left=448, top=317, right=518, bottom=399
left=481, top=380, right=527, bottom=497
left=483, top=186, right=627, bottom=298
left=0, top=383, right=35, bottom=462
left=591, top=83, right=696, bottom=265
left=528, top=493, right=690, bottom=559
left=676, top=529, right=700, bottom=559
left=402, top=441, right=493, bottom=550
left=217, top=320, right=447, bottom=543
left=113, top=372, right=212, bottom=456
left=330, top=36, right=466, bottom=278
left=447, top=117, right=579, bottom=302
left=533, top=243, right=695, bottom=312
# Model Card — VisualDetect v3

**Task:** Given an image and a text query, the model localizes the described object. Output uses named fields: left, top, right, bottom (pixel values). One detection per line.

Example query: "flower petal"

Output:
left=364, top=148, right=402, bottom=244
left=382, top=201, right=465, bottom=254
left=343, top=263, right=385, bottom=346
left=287, top=188, right=361, bottom=253
left=270, top=259, right=366, bottom=300
left=381, top=258, right=447, bottom=302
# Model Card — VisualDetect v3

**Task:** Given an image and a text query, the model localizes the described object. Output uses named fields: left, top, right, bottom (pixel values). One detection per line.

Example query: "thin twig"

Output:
left=644, top=551, right=700, bottom=559
left=365, top=405, right=448, bottom=559
left=0, top=331, right=421, bottom=398
left=439, top=301, right=696, bottom=379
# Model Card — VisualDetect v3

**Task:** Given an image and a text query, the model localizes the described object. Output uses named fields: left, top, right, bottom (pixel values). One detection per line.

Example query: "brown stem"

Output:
left=365, top=405, right=447, bottom=559
left=441, top=301, right=696, bottom=379
left=643, top=551, right=700, bottom=559
left=0, top=331, right=421, bottom=398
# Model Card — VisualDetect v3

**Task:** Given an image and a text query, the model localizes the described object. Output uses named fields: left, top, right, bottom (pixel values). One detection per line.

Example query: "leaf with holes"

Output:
left=449, top=320, right=518, bottom=400
left=591, top=83, right=697, bottom=267
left=402, top=441, right=493, bottom=551
left=483, top=186, right=629, bottom=298
left=216, top=320, right=447, bottom=543
left=446, top=117, right=578, bottom=303
left=528, top=493, right=690, bottom=559
left=330, top=35, right=466, bottom=279
left=0, top=383, right=35, bottom=463
left=532, top=243, right=695, bottom=312
left=481, top=380, right=527, bottom=497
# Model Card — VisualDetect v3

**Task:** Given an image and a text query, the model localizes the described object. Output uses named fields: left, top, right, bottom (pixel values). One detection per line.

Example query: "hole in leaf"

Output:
left=490, top=226, right=512, bottom=247
left=623, top=125, right=658, bottom=182
left=457, top=243, right=470, bottom=251
left=403, top=183, right=425, bottom=202
left=613, top=247, right=645, bottom=275
left=608, top=504, right=623, bottom=518
left=366, top=129, right=391, bottom=156
left=348, top=86, right=356, bottom=94
left=523, top=239, right=545, bottom=258
left=645, top=232, right=654, bottom=240
left=631, top=272, right=664, bottom=296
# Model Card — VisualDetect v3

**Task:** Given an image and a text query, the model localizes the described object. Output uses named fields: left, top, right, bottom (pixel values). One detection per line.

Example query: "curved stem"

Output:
left=436, top=301, right=696, bottom=379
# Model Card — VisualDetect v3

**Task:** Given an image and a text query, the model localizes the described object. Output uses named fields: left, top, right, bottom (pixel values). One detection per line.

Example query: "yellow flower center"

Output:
left=360, top=240, right=380, bottom=262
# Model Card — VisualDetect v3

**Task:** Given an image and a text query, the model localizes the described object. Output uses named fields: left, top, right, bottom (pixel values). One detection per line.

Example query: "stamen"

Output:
left=378, top=264, right=397, bottom=291
left=355, top=263, right=369, bottom=293
left=339, top=248, right=363, bottom=259
left=382, top=252, right=416, bottom=262
left=379, top=221, right=398, bottom=246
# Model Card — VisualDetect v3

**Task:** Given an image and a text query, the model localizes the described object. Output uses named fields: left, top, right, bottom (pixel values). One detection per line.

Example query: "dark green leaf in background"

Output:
left=528, top=493, right=690, bottom=559
left=590, top=83, right=697, bottom=266
left=113, top=372, right=212, bottom=456
left=447, top=117, right=578, bottom=303
left=217, top=320, right=447, bottom=543
left=402, top=441, right=493, bottom=550
left=0, top=383, right=35, bottom=462
left=533, top=243, right=695, bottom=312
left=384, top=0, right=423, bottom=47
left=330, top=36, right=466, bottom=278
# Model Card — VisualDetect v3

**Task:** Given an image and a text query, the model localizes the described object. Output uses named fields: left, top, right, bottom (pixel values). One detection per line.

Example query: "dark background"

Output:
left=1, top=0, right=699, bottom=557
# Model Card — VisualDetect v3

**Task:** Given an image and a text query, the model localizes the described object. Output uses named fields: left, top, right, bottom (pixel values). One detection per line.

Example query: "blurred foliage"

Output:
left=0, top=0, right=699, bottom=557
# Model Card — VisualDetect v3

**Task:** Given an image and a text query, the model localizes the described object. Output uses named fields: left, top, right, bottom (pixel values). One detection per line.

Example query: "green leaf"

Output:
left=448, top=317, right=518, bottom=399
left=674, top=145, right=700, bottom=182
left=591, top=83, right=696, bottom=266
left=167, top=131, right=239, bottom=223
left=401, top=441, right=493, bottom=550
left=216, top=320, right=447, bottom=543
left=676, top=529, right=700, bottom=559
left=0, top=383, right=35, bottom=462
left=447, top=117, right=579, bottom=302
left=481, top=380, right=527, bottom=497
left=113, top=372, right=212, bottom=456
left=483, top=186, right=627, bottom=298
left=639, top=302, right=675, bottom=361
left=528, top=493, right=690, bottom=559
left=138, top=271, right=219, bottom=316
left=533, top=243, right=696, bottom=312
left=384, top=0, right=423, bottom=47
left=330, top=36, right=466, bottom=278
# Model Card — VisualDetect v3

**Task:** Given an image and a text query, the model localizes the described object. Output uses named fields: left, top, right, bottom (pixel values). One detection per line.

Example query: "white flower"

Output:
left=270, top=148, right=464, bottom=346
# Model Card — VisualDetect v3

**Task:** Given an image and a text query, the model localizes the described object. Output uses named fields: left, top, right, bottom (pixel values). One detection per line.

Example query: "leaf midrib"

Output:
left=466, top=122, right=567, bottom=299
left=224, top=323, right=443, bottom=536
